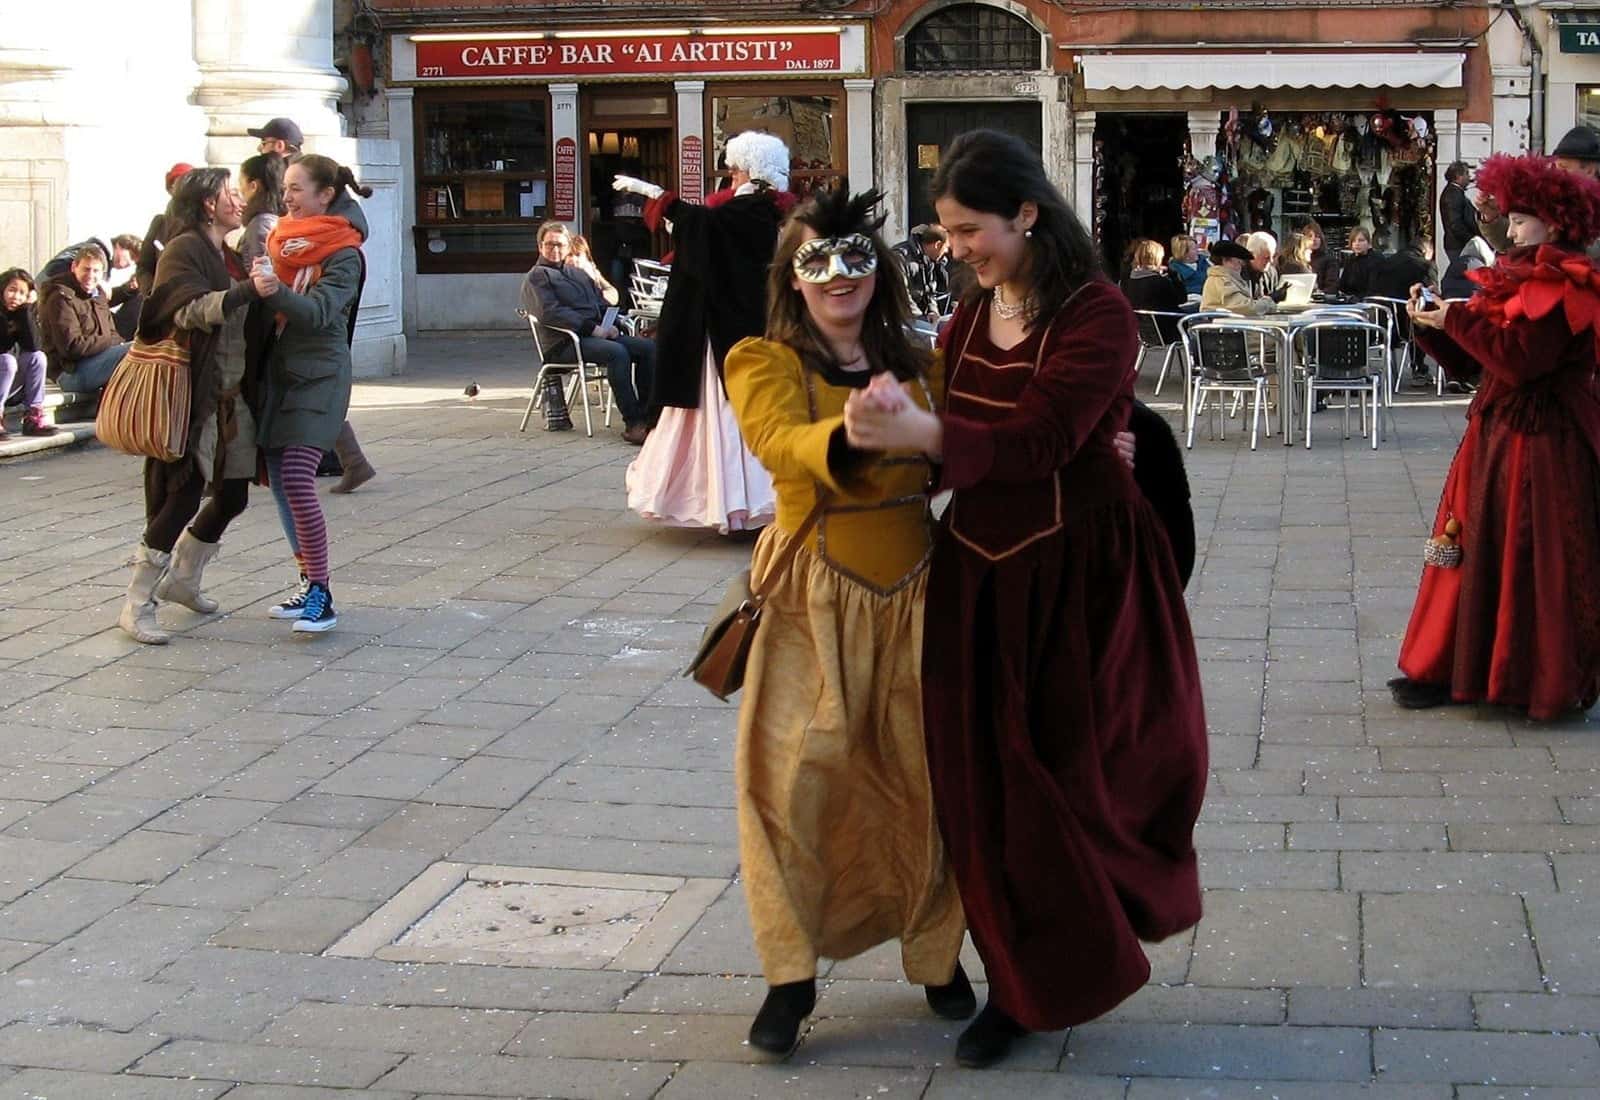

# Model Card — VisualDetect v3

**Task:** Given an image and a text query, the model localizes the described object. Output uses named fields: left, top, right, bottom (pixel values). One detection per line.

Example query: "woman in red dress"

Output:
left=1392, top=153, right=1600, bottom=719
left=844, top=130, right=1208, bottom=1068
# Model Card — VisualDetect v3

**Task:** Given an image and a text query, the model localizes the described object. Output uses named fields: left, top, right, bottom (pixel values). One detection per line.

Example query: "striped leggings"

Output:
left=265, top=446, right=329, bottom=584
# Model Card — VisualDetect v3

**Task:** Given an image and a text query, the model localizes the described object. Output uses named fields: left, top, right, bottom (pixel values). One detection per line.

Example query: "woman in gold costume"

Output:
left=721, top=188, right=970, bottom=1055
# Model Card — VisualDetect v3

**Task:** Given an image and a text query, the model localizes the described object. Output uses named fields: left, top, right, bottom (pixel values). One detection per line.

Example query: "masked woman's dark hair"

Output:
left=765, top=186, right=929, bottom=382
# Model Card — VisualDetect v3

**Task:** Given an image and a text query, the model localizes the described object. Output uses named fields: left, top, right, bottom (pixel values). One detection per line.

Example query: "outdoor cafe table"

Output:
left=1188, top=305, right=1368, bottom=447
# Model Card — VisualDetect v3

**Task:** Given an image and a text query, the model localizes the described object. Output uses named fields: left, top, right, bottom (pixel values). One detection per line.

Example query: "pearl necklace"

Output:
left=993, top=285, right=1034, bottom=321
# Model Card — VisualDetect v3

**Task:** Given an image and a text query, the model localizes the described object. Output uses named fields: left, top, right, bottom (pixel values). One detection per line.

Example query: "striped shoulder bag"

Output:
left=94, top=331, right=192, bottom=462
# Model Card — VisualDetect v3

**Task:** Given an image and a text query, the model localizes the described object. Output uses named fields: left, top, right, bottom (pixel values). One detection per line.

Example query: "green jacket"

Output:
left=254, top=247, right=362, bottom=451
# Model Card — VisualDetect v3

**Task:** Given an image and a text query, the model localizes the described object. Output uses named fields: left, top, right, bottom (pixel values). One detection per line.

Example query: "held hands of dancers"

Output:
left=613, top=174, right=665, bottom=200
left=844, top=373, right=942, bottom=458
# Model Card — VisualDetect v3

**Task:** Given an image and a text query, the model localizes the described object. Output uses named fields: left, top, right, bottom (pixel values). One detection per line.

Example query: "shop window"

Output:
left=905, top=4, right=1041, bottom=73
left=1580, top=86, right=1600, bottom=131
left=415, top=90, right=552, bottom=273
left=710, top=93, right=844, bottom=198
left=1203, top=108, right=1437, bottom=256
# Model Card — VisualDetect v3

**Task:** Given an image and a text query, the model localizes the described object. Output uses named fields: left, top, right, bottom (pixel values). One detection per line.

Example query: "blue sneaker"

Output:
left=291, top=581, right=338, bottom=634
left=268, top=574, right=309, bottom=619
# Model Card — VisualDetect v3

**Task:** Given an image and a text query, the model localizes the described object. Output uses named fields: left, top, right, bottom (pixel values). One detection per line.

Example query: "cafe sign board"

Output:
left=412, top=27, right=849, bottom=80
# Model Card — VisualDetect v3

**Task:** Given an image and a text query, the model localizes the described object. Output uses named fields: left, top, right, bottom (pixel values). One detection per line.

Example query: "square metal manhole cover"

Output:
left=327, top=863, right=725, bottom=970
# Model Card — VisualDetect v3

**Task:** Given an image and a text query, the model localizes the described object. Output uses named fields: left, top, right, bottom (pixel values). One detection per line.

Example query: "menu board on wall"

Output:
left=553, top=137, right=577, bottom=221
left=680, top=136, right=704, bottom=206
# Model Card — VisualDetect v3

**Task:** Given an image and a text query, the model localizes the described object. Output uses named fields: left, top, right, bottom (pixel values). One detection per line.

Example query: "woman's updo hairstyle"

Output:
left=289, top=153, right=374, bottom=201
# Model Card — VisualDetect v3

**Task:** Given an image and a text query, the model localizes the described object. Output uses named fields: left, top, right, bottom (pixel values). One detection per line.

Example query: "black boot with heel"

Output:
left=955, top=1002, right=1028, bottom=1068
left=747, top=978, right=816, bottom=1055
left=924, top=962, right=976, bottom=1020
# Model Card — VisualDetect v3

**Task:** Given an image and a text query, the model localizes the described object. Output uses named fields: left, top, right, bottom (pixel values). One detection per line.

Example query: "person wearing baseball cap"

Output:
left=1200, top=238, right=1278, bottom=315
left=249, top=118, right=304, bottom=158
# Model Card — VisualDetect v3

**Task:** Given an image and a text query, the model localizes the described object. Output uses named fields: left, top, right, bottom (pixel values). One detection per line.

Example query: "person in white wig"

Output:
left=613, top=131, right=796, bottom=533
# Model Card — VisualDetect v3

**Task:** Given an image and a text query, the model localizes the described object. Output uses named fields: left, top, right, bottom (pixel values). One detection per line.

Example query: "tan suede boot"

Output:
left=155, top=530, right=220, bottom=613
left=330, top=421, right=375, bottom=494
left=117, top=544, right=171, bottom=645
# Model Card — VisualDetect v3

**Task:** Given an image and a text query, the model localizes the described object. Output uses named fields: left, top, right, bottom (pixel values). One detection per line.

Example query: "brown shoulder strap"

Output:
left=750, top=496, right=828, bottom=606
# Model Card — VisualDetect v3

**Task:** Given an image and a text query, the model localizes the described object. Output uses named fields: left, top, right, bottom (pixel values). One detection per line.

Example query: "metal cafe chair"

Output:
left=1174, top=310, right=1237, bottom=425
left=1187, top=321, right=1275, bottom=450
left=1134, top=309, right=1187, bottom=392
left=518, top=309, right=614, bottom=437
left=1293, top=320, right=1390, bottom=449
left=630, top=258, right=671, bottom=318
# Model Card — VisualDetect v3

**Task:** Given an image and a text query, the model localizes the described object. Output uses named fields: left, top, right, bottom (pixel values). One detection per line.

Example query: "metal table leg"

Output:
left=1279, top=328, right=1296, bottom=446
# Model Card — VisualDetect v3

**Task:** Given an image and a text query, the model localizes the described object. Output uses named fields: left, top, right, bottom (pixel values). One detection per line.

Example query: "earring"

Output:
left=1025, top=229, right=1033, bottom=238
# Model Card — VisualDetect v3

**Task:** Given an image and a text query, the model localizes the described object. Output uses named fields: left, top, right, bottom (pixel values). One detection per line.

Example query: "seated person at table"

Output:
left=1201, top=239, right=1281, bottom=315
left=1168, top=234, right=1209, bottom=295
left=38, top=242, right=129, bottom=394
left=1120, top=238, right=1185, bottom=340
left=1275, top=230, right=1312, bottom=275
left=1337, top=227, right=1381, bottom=298
left=1246, top=231, right=1284, bottom=298
left=521, top=220, right=655, bottom=444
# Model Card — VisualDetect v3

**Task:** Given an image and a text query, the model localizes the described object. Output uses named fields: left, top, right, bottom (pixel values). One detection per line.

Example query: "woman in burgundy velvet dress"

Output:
left=844, top=130, right=1209, bottom=1068
left=1392, top=153, right=1600, bottom=720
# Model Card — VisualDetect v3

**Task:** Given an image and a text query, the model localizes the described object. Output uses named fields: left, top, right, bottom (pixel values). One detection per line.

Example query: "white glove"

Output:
left=613, top=174, right=664, bottom=200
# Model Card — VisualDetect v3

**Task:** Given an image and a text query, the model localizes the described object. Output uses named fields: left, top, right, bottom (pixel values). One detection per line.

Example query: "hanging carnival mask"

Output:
left=793, top=233, right=878, bottom=283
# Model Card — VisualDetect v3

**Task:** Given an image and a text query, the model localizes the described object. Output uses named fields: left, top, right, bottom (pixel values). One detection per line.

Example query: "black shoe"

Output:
left=955, top=1002, right=1027, bottom=1069
left=1388, top=676, right=1452, bottom=709
left=924, top=962, right=977, bottom=1020
left=315, top=450, right=344, bottom=477
left=747, top=979, right=815, bottom=1056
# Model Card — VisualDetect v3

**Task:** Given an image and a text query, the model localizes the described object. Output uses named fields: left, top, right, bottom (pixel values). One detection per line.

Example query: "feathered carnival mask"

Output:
left=1474, top=154, right=1600, bottom=245
left=791, top=187, right=888, bottom=284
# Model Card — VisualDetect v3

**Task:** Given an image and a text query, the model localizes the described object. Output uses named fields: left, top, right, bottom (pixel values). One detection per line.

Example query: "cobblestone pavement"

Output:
left=1, top=333, right=1598, bottom=1099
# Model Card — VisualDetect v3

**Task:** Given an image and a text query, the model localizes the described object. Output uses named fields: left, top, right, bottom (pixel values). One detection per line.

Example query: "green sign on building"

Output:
left=1558, top=12, right=1600, bottom=53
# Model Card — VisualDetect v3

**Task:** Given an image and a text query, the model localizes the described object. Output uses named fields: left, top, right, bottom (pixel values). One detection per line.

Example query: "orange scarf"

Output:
left=266, top=215, right=363, bottom=294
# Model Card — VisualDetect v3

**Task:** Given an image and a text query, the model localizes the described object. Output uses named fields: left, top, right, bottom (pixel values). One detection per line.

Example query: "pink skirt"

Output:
left=626, top=344, right=776, bottom=534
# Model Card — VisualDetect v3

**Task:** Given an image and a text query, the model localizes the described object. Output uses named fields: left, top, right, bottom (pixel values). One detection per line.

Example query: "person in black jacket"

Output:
left=1337, top=227, right=1381, bottom=297
left=892, top=225, right=952, bottom=319
left=521, top=221, right=655, bottom=443
left=1373, top=238, right=1439, bottom=386
left=1118, top=238, right=1185, bottom=341
left=1, top=268, right=51, bottom=438
left=1439, top=161, right=1476, bottom=263
left=134, top=163, right=195, bottom=296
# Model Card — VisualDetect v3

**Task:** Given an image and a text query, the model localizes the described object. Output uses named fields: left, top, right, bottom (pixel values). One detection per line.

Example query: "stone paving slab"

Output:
left=0, top=337, right=1597, bottom=1094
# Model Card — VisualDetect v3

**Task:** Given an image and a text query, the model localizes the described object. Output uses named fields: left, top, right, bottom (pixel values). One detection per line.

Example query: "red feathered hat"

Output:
left=1473, top=153, right=1600, bottom=245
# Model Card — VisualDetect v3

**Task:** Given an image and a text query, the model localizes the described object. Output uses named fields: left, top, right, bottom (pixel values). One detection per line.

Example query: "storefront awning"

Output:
left=1080, top=52, right=1464, bottom=93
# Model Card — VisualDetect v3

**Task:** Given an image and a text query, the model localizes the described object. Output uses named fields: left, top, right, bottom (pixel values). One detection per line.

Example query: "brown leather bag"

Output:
left=686, top=498, right=827, bottom=700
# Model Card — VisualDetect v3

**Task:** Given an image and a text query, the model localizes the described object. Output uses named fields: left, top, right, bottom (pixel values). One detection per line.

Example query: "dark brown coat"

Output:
left=38, top=271, right=121, bottom=379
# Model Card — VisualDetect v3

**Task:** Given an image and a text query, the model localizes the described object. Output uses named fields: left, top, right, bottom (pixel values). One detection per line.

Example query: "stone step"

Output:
left=0, top=421, right=99, bottom=462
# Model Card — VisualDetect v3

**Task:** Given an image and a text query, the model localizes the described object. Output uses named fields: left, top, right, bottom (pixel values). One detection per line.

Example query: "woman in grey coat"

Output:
left=249, top=154, right=370, bottom=634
